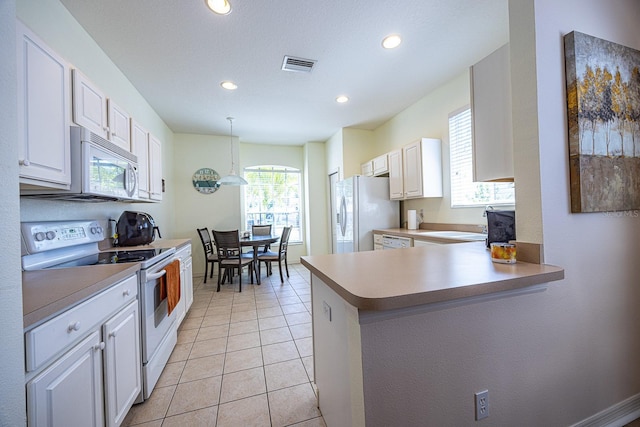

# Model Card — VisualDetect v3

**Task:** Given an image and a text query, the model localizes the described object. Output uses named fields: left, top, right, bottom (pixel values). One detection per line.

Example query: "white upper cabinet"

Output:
left=149, top=134, right=163, bottom=201
left=108, top=100, right=131, bottom=151
left=17, top=20, right=71, bottom=189
left=131, top=120, right=150, bottom=200
left=361, top=161, right=373, bottom=177
left=388, top=149, right=404, bottom=200
left=470, top=43, right=514, bottom=182
left=402, top=138, right=443, bottom=199
left=72, top=69, right=109, bottom=139
left=372, top=154, right=389, bottom=176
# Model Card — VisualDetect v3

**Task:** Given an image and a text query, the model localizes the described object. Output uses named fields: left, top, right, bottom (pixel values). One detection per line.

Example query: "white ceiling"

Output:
left=59, top=0, right=509, bottom=145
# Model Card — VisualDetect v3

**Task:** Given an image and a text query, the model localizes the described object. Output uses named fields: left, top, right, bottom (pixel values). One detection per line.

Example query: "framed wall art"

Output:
left=564, top=31, right=640, bottom=213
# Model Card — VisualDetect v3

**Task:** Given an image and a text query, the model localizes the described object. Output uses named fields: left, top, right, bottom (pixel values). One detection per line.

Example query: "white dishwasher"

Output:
left=382, top=234, right=413, bottom=249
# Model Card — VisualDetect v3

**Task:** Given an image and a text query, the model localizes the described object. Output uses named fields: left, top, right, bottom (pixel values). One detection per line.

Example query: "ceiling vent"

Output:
left=281, top=56, right=316, bottom=73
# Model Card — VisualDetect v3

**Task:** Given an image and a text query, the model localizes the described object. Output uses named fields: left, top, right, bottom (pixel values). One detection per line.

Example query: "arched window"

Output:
left=243, top=165, right=302, bottom=243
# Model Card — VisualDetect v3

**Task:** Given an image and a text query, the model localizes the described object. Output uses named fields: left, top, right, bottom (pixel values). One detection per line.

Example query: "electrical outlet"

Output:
left=475, top=390, right=489, bottom=420
left=322, top=301, right=332, bottom=321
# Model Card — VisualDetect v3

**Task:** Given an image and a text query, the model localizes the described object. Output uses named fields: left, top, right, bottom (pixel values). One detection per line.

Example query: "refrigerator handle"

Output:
left=340, top=195, right=347, bottom=236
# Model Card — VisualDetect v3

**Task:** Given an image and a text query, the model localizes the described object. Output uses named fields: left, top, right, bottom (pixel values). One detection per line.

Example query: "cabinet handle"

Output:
left=19, top=159, right=30, bottom=166
left=67, top=321, right=81, bottom=332
left=123, top=289, right=130, bottom=297
left=109, top=331, right=117, bottom=338
left=93, top=342, right=105, bottom=351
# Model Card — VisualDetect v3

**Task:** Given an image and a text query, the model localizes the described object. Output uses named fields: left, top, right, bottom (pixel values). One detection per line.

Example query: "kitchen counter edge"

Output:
left=301, top=243, right=564, bottom=311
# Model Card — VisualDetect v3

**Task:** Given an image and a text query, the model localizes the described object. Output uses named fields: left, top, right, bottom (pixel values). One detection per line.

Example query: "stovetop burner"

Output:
left=49, top=248, right=172, bottom=269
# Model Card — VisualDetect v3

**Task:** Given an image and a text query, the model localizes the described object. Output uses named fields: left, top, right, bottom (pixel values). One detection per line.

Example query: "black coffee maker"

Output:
left=485, top=210, right=515, bottom=247
left=115, top=211, right=161, bottom=246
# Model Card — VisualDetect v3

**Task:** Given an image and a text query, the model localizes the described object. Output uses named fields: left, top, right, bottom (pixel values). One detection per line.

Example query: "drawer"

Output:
left=373, top=234, right=383, bottom=244
left=25, top=274, right=138, bottom=372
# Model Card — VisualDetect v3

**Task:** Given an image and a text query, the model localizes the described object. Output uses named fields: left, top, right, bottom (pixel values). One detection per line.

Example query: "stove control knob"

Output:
left=46, top=231, right=56, bottom=240
left=90, top=227, right=97, bottom=234
left=34, top=232, right=45, bottom=242
left=96, top=226, right=103, bottom=235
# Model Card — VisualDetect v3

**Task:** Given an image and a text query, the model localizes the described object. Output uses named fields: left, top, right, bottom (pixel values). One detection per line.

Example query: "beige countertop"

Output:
left=300, top=242, right=564, bottom=311
left=22, top=263, right=140, bottom=329
left=22, top=238, right=191, bottom=329
left=374, top=228, right=487, bottom=243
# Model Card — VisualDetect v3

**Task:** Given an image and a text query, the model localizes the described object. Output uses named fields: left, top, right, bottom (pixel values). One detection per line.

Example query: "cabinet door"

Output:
left=372, top=154, right=389, bottom=176
left=388, top=150, right=403, bottom=200
left=361, top=161, right=373, bottom=177
left=72, top=69, right=108, bottom=138
left=108, top=100, right=131, bottom=151
left=131, top=120, right=150, bottom=199
left=402, top=141, right=423, bottom=198
left=27, top=330, right=104, bottom=427
left=470, top=43, right=513, bottom=182
left=149, top=134, right=163, bottom=201
left=103, top=300, right=141, bottom=427
left=16, top=21, right=71, bottom=188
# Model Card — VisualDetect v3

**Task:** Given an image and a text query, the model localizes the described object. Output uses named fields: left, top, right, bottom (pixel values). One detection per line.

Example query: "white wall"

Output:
left=304, top=142, right=329, bottom=256
left=531, top=0, right=640, bottom=417
left=0, top=1, right=27, bottom=425
left=342, top=128, right=376, bottom=178
left=173, top=134, right=310, bottom=277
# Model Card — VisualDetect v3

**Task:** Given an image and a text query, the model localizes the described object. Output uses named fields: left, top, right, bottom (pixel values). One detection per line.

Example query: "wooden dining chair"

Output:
left=251, top=224, right=272, bottom=253
left=196, top=227, right=218, bottom=284
left=212, top=229, right=256, bottom=292
left=257, top=227, right=291, bottom=283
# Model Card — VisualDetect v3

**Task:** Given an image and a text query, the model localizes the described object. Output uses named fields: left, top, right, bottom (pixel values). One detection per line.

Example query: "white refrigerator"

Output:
left=334, top=175, right=400, bottom=253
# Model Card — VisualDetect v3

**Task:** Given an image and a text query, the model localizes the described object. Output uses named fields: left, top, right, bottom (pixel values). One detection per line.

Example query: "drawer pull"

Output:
left=109, top=331, right=117, bottom=338
left=93, top=342, right=105, bottom=351
left=67, top=321, right=81, bottom=332
left=123, top=289, right=130, bottom=297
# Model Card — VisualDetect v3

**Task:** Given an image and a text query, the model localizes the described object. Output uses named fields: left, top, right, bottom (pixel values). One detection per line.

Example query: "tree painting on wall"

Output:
left=564, top=31, right=640, bottom=213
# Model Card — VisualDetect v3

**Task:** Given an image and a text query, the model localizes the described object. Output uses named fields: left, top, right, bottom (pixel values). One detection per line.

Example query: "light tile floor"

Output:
left=123, top=263, right=325, bottom=427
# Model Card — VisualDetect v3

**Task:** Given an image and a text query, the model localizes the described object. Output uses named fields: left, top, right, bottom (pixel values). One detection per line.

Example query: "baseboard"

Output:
left=571, top=393, right=640, bottom=427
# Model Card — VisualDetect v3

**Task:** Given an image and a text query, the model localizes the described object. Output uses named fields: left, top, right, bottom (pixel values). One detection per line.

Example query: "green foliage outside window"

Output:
left=244, top=165, right=302, bottom=242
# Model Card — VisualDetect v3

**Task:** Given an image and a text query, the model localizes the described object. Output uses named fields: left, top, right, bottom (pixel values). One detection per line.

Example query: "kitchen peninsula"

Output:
left=301, top=242, right=563, bottom=426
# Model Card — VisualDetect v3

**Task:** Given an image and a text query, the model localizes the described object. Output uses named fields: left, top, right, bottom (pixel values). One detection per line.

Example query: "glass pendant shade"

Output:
left=220, top=117, right=247, bottom=186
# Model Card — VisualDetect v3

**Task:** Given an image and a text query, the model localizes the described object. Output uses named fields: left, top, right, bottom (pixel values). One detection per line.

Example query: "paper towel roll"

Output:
left=407, top=210, right=417, bottom=230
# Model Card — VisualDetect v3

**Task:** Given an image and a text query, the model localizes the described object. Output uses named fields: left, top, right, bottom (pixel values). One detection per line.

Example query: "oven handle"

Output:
left=146, top=269, right=167, bottom=281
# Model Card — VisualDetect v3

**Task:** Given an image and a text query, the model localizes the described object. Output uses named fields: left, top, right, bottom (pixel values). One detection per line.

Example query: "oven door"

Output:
left=138, top=255, right=178, bottom=399
left=83, top=141, right=138, bottom=200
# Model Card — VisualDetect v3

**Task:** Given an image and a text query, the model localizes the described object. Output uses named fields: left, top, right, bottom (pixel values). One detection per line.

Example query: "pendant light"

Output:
left=218, top=117, right=247, bottom=186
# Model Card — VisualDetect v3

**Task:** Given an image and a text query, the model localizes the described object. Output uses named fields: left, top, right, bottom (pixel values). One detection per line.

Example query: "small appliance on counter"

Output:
left=485, top=209, right=515, bottom=248
left=115, top=211, right=161, bottom=246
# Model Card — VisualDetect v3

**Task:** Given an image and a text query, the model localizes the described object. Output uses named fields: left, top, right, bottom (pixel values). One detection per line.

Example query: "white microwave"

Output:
left=21, top=126, right=139, bottom=202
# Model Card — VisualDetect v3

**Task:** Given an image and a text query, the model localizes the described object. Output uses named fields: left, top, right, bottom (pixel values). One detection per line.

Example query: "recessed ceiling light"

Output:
left=221, top=81, right=238, bottom=90
left=336, top=95, right=349, bottom=103
left=382, top=34, right=402, bottom=49
left=205, top=0, right=232, bottom=15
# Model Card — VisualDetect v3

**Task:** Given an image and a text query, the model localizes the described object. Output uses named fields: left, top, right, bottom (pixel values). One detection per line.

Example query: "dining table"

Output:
left=240, top=234, right=279, bottom=285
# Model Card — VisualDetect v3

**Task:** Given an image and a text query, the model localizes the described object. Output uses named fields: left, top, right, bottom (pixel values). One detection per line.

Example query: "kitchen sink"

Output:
left=417, top=231, right=487, bottom=241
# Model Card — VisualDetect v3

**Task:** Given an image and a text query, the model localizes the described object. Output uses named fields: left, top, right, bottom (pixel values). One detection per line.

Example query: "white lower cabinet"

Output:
left=27, top=330, right=104, bottom=427
left=373, top=233, right=384, bottom=251
left=25, top=275, right=140, bottom=427
left=103, top=301, right=141, bottom=427
left=175, top=244, right=194, bottom=326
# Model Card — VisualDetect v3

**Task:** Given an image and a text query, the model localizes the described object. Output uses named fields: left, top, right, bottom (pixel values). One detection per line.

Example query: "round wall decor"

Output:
left=192, top=168, right=221, bottom=194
